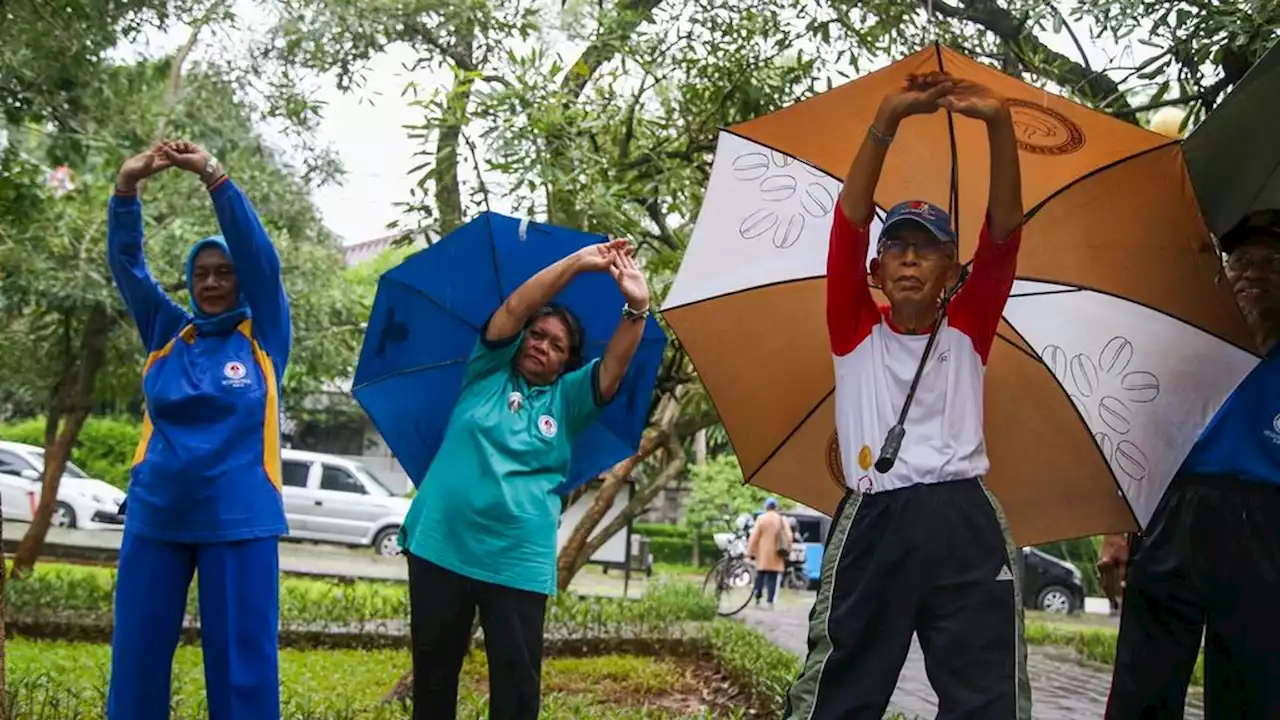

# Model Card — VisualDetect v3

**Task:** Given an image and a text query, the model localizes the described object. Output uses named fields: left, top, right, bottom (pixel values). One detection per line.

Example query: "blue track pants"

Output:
left=107, top=531, right=280, bottom=720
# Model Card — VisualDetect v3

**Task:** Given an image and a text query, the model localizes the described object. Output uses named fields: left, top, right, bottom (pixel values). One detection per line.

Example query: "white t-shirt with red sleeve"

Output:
left=827, top=204, right=1021, bottom=494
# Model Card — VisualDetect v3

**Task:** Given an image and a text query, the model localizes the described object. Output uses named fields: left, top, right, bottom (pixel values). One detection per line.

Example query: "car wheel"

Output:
left=373, top=527, right=402, bottom=557
left=1037, top=585, right=1074, bottom=614
left=52, top=502, right=77, bottom=529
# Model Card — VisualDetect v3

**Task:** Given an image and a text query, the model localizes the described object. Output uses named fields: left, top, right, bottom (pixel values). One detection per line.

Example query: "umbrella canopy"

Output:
left=354, top=212, right=668, bottom=494
left=1183, top=40, right=1280, bottom=240
left=663, top=45, right=1264, bottom=546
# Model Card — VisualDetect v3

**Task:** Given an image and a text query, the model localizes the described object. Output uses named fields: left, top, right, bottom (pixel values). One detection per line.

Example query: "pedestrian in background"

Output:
left=747, top=497, right=789, bottom=609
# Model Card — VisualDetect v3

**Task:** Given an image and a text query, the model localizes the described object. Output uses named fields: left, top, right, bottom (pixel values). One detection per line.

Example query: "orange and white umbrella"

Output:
left=662, top=45, right=1260, bottom=546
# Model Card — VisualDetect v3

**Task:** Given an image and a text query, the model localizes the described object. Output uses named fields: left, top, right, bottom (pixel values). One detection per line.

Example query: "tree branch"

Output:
left=924, top=0, right=1132, bottom=112
left=560, top=0, right=665, bottom=99
left=433, top=26, right=476, bottom=234
left=1046, top=3, right=1090, bottom=72
left=154, top=0, right=224, bottom=142
left=576, top=433, right=687, bottom=566
left=1109, top=92, right=1206, bottom=118
left=644, top=199, right=679, bottom=251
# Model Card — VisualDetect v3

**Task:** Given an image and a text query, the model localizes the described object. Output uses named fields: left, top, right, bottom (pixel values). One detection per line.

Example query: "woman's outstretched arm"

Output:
left=485, top=238, right=629, bottom=342
left=165, top=141, right=292, bottom=374
left=108, top=145, right=189, bottom=352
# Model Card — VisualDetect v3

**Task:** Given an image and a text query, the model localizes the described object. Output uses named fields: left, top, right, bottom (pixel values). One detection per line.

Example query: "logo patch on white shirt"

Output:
left=537, top=415, right=558, bottom=438
left=223, top=361, right=251, bottom=388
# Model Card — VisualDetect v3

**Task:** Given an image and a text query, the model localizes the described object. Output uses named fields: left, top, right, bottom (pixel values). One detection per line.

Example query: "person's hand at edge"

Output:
left=1097, top=533, right=1130, bottom=605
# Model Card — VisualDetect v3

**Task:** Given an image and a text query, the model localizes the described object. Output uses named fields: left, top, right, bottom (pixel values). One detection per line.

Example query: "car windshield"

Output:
left=32, top=450, right=87, bottom=478
left=353, top=464, right=395, bottom=497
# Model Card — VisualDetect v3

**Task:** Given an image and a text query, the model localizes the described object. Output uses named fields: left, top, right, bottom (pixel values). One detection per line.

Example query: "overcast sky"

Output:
left=123, top=1, right=1148, bottom=246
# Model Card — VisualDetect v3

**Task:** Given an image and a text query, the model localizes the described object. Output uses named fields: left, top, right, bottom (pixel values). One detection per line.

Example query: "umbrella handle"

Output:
left=874, top=425, right=907, bottom=473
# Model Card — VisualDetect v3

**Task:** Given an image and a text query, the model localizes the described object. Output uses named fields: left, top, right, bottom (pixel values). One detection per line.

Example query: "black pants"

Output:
left=407, top=553, right=548, bottom=720
left=1106, top=474, right=1280, bottom=720
left=783, top=479, right=1031, bottom=720
left=754, top=570, right=779, bottom=603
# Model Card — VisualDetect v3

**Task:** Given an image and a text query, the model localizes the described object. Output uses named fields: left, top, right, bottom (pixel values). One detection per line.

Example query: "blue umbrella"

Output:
left=353, top=212, right=668, bottom=494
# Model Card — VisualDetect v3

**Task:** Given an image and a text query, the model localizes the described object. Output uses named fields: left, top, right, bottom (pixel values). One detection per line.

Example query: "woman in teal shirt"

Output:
left=400, top=239, right=651, bottom=719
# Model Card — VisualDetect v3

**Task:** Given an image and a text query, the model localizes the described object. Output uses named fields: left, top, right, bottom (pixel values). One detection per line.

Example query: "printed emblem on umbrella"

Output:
left=663, top=44, right=1264, bottom=546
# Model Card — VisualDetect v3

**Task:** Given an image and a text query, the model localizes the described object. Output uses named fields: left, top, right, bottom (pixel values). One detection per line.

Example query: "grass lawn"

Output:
left=8, top=638, right=746, bottom=719
left=1027, top=609, right=1120, bottom=629
left=1024, top=614, right=1205, bottom=687
left=651, top=562, right=705, bottom=579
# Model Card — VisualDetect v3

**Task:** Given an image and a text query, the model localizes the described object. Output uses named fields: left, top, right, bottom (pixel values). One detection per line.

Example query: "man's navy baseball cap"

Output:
left=878, top=200, right=957, bottom=251
left=1219, top=209, right=1280, bottom=255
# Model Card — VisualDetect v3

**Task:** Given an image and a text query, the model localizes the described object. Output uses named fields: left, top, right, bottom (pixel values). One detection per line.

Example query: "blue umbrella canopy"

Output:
left=353, top=212, right=668, bottom=494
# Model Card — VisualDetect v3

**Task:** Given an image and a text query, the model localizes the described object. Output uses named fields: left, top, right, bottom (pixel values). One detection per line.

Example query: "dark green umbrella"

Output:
left=1183, top=41, right=1280, bottom=240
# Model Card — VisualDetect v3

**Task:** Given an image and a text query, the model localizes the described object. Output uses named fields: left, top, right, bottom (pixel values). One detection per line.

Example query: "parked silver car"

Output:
left=280, top=449, right=411, bottom=557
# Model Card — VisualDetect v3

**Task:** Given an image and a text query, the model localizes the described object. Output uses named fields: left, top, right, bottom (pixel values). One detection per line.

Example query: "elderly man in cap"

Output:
left=1102, top=210, right=1280, bottom=719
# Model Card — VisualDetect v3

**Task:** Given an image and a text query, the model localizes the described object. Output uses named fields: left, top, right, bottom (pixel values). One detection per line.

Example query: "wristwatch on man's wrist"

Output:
left=200, top=155, right=224, bottom=187
left=622, top=302, right=650, bottom=322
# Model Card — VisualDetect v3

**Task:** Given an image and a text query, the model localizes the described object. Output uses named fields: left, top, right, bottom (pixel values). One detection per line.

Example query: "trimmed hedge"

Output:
left=636, top=523, right=719, bottom=567
left=5, top=561, right=716, bottom=648
left=8, top=640, right=735, bottom=719
left=1024, top=619, right=1203, bottom=686
left=0, top=416, right=141, bottom=490
left=4, top=560, right=924, bottom=719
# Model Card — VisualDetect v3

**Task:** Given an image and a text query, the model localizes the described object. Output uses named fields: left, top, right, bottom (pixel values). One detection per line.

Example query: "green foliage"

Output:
left=683, top=455, right=792, bottom=532
left=0, top=0, right=188, bottom=126
left=0, top=415, right=141, bottom=489
left=6, top=561, right=714, bottom=641
left=4, top=564, right=744, bottom=718
left=1035, top=536, right=1103, bottom=597
left=0, top=54, right=364, bottom=428
left=9, top=640, right=738, bottom=719
left=636, top=523, right=719, bottom=567
left=633, top=523, right=692, bottom=540
left=701, top=620, right=801, bottom=717
left=1025, top=618, right=1203, bottom=686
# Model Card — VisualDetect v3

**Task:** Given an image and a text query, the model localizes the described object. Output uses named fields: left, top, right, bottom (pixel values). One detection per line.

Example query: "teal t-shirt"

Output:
left=400, top=329, right=606, bottom=596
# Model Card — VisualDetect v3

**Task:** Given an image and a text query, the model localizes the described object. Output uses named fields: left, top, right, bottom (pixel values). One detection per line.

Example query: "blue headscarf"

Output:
left=186, top=235, right=251, bottom=335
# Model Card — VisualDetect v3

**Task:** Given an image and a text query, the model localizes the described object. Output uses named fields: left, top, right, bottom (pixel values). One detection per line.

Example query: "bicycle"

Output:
left=702, top=515, right=757, bottom=616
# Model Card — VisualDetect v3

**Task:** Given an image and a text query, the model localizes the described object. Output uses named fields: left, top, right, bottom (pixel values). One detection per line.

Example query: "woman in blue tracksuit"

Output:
left=105, top=140, right=291, bottom=720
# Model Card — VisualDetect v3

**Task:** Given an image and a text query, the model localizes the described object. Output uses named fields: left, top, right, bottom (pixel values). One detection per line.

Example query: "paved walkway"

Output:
left=2, top=522, right=409, bottom=581
left=737, top=595, right=1205, bottom=720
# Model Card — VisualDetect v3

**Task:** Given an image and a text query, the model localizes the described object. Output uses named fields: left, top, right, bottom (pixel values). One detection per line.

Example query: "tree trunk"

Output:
left=569, top=437, right=687, bottom=578
left=554, top=435, right=659, bottom=591
left=554, top=396, right=678, bottom=591
left=689, top=428, right=708, bottom=566
left=434, top=26, right=475, bottom=234
left=11, top=305, right=115, bottom=578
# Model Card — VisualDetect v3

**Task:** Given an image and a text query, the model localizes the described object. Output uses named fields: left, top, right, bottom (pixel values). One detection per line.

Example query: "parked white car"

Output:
left=280, top=449, right=411, bottom=557
left=0, top=441, right=127, bottom=530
